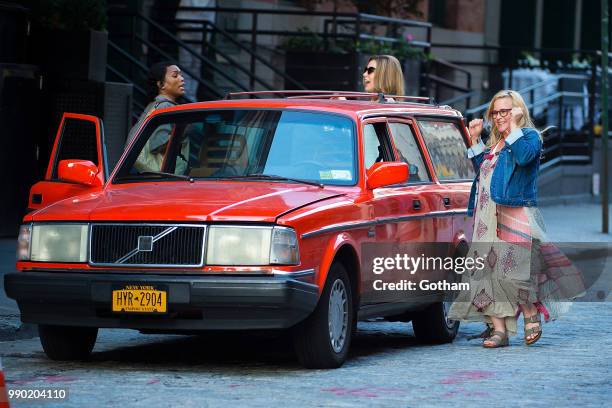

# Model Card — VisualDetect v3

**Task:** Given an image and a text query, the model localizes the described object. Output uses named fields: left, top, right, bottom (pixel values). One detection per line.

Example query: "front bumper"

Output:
left=4, top=270, right=319, bottom=331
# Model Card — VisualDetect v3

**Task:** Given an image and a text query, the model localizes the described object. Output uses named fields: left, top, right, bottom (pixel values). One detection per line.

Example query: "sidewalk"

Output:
left=540, top=203, right=612, bottom=242
left=1, top=203, right=610, bottom=339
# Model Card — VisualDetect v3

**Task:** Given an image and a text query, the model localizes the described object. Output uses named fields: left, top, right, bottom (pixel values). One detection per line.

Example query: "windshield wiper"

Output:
left=218, top=173, right=324, bottom=188
left=117, top=171, right=194, bottom=183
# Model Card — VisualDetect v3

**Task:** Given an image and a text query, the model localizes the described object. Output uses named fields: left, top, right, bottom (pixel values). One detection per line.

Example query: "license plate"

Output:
left=112, top=284, right=167, bottom=313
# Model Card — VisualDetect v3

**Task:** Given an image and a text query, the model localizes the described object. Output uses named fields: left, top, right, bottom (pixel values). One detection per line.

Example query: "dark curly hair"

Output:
left=146, top=61, right=176, bottom=100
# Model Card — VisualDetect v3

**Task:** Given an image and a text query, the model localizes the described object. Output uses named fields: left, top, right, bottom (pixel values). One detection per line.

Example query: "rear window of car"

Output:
left=115, top=110, right=357, bottom=186
left=417, top=120, right=475, bottom=182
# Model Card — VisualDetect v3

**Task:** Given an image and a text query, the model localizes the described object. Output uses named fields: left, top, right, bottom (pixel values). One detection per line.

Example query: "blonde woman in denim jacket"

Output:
left=449, top=90, right=584, bottom=348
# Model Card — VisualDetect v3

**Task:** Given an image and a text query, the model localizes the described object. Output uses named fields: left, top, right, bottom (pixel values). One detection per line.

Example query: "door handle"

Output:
left=367, top=227, right=375, bottom=238
left=443, top=197, right=451, bottom=207
left=412, top=199, right=421, bottom=210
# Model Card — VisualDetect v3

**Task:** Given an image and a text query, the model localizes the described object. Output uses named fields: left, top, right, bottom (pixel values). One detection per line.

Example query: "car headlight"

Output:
left=30, top=224, right=89, bottom=262
left=206, top=226, right=299, bottom=266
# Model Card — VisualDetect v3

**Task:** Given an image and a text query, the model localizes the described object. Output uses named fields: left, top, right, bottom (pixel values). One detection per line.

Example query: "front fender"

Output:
left=316, top=232, right=360, bottom=293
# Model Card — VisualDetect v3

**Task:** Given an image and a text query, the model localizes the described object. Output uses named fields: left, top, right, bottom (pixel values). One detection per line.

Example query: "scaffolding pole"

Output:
left=602, top=0, right=609, bottom=233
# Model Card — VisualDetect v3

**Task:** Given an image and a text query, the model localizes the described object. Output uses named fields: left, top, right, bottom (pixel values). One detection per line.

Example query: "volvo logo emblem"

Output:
left=137, top=236, right=154, bottom=252
left=114, top=226, right=177, bottom=264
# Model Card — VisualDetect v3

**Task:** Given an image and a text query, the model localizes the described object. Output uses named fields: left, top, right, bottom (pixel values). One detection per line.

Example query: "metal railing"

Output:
left=174, top=19, right=306, bottom=90
left=426, top=58, right=472, bottom=107
left=108, top=5, right=476, bottom=113
left=169, top=6, right=457, bottom=95
left=108, top=11, right=243, bottom=99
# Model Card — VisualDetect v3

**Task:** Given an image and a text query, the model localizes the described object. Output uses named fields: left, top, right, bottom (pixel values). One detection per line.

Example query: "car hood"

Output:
left=30, top=181, right=345, bottom=223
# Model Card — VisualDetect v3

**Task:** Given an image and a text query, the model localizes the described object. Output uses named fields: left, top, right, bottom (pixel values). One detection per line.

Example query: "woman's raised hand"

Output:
left=510, top=107, right=523, bottom=131
left=468, top=119, right=483, bottom=145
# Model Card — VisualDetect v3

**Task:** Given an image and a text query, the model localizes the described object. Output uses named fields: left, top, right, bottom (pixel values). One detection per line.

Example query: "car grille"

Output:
left=89, top=224, right=206, bottom=267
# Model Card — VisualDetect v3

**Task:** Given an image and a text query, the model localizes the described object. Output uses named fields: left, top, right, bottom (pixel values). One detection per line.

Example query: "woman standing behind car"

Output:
left=127, top=61, right=190, bottom=174
left=362, top=55, right=405, bottom=98
left=448, top=90, right=584, bottom=348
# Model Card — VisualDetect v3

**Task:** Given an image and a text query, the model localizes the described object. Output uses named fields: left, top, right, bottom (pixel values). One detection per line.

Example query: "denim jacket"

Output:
left=467, top=127, right=542, bottom=216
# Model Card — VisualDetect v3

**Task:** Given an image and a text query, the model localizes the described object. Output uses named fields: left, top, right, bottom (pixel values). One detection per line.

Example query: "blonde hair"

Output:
left=485, top=89, right=539, bottom=148
left=368, top=55, right=405, bottom=96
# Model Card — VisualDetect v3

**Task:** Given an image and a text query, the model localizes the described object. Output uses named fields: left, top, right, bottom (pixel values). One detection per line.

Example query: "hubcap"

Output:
left=328, top=279, right=348, bottom=353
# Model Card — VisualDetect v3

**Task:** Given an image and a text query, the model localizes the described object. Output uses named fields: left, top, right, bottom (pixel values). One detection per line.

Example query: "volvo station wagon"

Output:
left=5, top=91, right=475, bottom=368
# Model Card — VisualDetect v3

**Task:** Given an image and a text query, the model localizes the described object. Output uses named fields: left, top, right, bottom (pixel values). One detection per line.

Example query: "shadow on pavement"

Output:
left=84, top=325, right=423, bottom=368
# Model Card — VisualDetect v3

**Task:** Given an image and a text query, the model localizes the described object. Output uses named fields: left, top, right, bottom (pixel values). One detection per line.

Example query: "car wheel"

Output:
left=412, top=301, right=459, bottom=344
left=292, top=262, right=353, bottom=368
left=39, top=324, right=98, bottom=361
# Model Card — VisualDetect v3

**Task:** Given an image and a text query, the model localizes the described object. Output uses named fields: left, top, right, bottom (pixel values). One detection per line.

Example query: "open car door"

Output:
left=28, top=113, right=108, bottom=211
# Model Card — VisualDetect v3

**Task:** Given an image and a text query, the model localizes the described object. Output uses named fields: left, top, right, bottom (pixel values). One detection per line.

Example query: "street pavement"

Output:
left=1, top=203, right=611, bottom=407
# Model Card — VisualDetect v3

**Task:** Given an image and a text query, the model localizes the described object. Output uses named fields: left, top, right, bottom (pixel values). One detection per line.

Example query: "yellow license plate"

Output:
left=112, top=285, right=167, bottom=313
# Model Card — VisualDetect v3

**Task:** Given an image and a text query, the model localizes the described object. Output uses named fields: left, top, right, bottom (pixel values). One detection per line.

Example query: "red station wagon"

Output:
left=5, top=91, right=475, bottom=368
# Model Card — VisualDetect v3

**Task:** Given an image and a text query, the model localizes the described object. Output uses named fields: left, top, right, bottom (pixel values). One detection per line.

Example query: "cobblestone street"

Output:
left=1, top=303, right=610, bottom=407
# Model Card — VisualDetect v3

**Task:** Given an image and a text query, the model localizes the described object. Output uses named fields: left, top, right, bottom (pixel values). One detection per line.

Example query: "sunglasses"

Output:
left=363, top=66, right=376, bottom=74
left=490, top=108, right=512, bottom=118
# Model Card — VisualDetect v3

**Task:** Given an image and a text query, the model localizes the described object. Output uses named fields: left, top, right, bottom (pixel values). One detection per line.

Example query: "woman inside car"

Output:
left=448, top=90, right=584, bottom=348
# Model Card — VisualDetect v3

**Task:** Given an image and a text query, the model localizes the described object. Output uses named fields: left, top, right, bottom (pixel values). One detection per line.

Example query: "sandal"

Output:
left=467, top=325, right=494, bottom=341
left=524, top=314, right=542, bottom=345
left=482, top=331, right=509, bottom=348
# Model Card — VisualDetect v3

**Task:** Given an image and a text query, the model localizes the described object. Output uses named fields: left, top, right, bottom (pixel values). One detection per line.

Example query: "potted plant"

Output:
left=281, top=27, right=361, bottom=91
left=282, top=27, right=428, bottom=94
left=26, top=0, right=108, bottom=82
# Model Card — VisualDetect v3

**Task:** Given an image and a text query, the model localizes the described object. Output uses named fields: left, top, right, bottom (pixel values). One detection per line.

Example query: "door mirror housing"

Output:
left=366, top=162, right=409, bottom=190
left=57, top=160, right=102, bottom=187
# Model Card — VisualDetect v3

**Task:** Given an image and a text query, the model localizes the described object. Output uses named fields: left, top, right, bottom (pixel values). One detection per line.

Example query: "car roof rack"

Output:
left=225, top=90, right=434, bottom=104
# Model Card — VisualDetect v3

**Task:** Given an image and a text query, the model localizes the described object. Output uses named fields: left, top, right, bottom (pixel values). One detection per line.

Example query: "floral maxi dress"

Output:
left=448, top=144, right=585, bottom=335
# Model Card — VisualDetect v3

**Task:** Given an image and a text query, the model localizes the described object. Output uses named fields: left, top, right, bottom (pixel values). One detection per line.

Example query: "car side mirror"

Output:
left=57, top=159, right=102, bottom=187
left=366, top=162, right=408, bottom=190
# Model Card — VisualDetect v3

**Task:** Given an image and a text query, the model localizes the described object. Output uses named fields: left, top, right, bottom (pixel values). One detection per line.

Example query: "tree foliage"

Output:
left=25, top=0, right=108, bottom=31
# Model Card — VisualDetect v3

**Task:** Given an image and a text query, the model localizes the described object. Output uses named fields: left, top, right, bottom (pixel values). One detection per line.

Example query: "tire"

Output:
left=292, top=262, right=354, bottom=369
left=412, top=301, right=459, bottom=344
left=39, top=324, right=98, bottom=361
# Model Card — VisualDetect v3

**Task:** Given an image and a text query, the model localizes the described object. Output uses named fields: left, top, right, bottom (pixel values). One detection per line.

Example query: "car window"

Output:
left=417, top=120, right=476, bottom=181
left=388, top=122, right=430, bottom=183
left=52, top=118, right=98, bottom=179
left=115, top=110, right=357, bottom=186
left=363, top=122, right=393, bottom=170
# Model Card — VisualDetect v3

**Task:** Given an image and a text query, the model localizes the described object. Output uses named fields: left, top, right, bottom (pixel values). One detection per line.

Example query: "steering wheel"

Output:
left=292, top=160, right=327, bottom=178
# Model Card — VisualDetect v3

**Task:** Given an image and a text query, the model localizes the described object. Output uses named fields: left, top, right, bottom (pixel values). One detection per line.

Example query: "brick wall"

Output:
left=444, top=0, right=485, bottom=32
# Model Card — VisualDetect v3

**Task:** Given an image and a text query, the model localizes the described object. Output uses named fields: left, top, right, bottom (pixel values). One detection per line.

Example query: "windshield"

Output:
left=115, top=110, right=357, bottom=186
